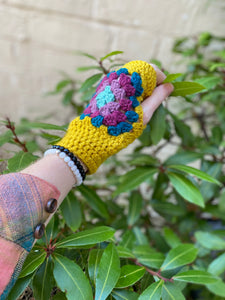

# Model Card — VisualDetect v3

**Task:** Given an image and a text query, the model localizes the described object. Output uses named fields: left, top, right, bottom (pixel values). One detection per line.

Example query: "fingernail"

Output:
left=166, top=82, right=174, bottom=93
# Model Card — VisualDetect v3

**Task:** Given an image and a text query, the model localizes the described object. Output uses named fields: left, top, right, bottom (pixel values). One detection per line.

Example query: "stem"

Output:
left=5, top=117, right=28, bottom=152
left=98, top=60, right=109, bottom=75
left=196, top=113, right=209, bottom=142
left=130, top=258, right=174, bottom=283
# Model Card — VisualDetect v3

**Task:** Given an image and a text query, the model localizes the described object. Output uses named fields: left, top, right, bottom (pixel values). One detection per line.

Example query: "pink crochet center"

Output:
left=103, top=111, right=127, bottom=126
left=108, top=72, right=118, bottom=84
left=123, top=84, right=136, bottom=96
left=111, top=79, right=121, bottom=90
left=99, top=102, right=120, bottom=117
left=119, top=73, right=131, bottom=86
left=90, top=98, right=98, bottom=114
left=119, top=98, right=133, bottom=111
left=85, top=72, right=138, bottom=125
left=111, top=87, right=126, bottom=101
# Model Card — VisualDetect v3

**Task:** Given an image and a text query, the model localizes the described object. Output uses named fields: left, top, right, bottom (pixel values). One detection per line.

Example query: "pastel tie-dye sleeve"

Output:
left=0, top=173, right=60, bottom=299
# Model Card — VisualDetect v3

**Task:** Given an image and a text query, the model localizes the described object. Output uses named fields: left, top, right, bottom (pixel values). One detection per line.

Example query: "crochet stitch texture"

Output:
left=57, top=60, right=156, bottom=174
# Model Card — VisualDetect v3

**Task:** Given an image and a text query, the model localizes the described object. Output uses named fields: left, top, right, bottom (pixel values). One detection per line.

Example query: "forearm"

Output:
left=20, top=154, right=75, bottom=206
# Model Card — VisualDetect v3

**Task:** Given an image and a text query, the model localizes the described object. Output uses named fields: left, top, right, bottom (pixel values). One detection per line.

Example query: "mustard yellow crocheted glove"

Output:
left=56, top=60, right=156, bottom=174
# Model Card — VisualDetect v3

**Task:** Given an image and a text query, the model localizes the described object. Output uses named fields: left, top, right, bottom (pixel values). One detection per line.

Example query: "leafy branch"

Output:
left=5, top=117, right=28, bottom=152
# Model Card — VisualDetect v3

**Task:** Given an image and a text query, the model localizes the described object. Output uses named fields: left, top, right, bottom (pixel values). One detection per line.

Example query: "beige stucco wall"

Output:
left=0, top=0, right=224, bottom=123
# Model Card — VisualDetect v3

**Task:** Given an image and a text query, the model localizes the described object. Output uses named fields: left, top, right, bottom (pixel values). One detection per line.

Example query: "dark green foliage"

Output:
left=1, top=33, right=225, bottom=299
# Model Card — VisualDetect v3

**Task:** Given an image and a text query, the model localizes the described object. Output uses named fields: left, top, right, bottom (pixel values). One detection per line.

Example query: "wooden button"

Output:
left=34, top=223, right=45, bottom=239
left=45, top=198, right=58, bottom=213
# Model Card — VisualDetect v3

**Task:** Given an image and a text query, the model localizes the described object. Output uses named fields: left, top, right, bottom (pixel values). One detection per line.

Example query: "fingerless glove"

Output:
left=56, top=60, right=157, bottom=174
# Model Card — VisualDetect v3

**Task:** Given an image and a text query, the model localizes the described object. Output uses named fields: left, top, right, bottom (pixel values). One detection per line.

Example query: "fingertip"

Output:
left=164, top=82, right=174, bottom=94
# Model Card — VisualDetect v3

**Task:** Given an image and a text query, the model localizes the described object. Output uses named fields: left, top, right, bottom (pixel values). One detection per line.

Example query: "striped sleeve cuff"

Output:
left=0, top=173, right=60, bottom=299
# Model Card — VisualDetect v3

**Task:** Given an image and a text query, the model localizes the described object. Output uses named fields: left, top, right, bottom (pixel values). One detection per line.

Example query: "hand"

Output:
left=55, top=61, right=174, bottom=174
left=142, top=65, right=174, bottom=125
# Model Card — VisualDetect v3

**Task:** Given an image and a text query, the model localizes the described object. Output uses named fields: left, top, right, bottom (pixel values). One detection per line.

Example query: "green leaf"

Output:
left=195, top=76, right=222, bottom=89
left=152, top=172, right=168, bottom=200
left=116, top=246, right=135, bottom=258
left=148, top=228, right=170, bottom=252
left=163, top=73, right=183, bottom=83
left=128, top=154, right=158, bottom=166
left=113, top=167, right=157, bottom=196
left=33, top=257, right=54, bottom=300
left=60, top=191, right=82, bottom=231
left=168, top=164, right=221, bottom=185
left=219, top=190, right=225, bottom=212
left=81, top=86, right=96, bottom=101
left=138, top=253, right=166, bottom=270
left=75, top=51, right=97, bottom=61
left=88, top=249, right=103, bottom=285
left=19, top=250, right=46, bottom=278
left=173, top=270, right=217, bottom=285
left=100, top=51, right=124, bottom=61
left=7, top=152, right=39, bottom=172
left=56, top=79, right=72, bottom=92
left=151, top=201, right=186, bottom=217
left=208, top=252, right=225, bottom=276
left=168, top=172, right=205, bottom=208
left=198, top=32, right=212, bottom=45
left=161, top=244, right=198, bottom=271
left=77, top=65, right=102, bottom=72
left=0, top=130, right=13, bottom=146
left=78, top=185, right=109, bottom=218
left=195, top=231, right=225, bottom=250
left=150, top=59, right=162, bottom=68
left=214, top=49, right=225, bottom=59
left=95, top=243, right=120, bottom=300
left=127, top=192, right=143, bottom=226
left=149, top=104, right=166, bottom=145
left=211, top=126, right=223, bottom=145
left=207, top=280, right=225, bottom=297
left=133, top=245, right=157, bottom=256
left=169, top=112, right=194, bottom=147
left=79, top=73, right=102, bottom=92
left=165, top=151, right=203, bottom=165
left=162, top=282, right=185, bottom=300
left=138, top=280, right=163, bottom=300
left=20, top=120, right=67, bottom=131
left=119, top=230, right=136, bottom=249
left=200, top=162, right=222, bottom=201
left=62, top=89, right=74, bottom=105
left=56, top=226, right=115, bottom=248
left=112, top=289, right=138, bottom=300
left=210, top=63, right=225, bottom=71
left=44, top=216, right=58, bottom=242
left=171, top=81, right=205, bottom=96
left=115, top=265, right=145, bottom=288
left=52, top=292, right=67, bottom=300
left=133, top=246, right=164, bottom=269
left=133, top=227, right=149, bottom=245
left=163, top=228, right=181, bottom=248
left=138, top=124, right=151, bottom=146
left=53, top=254, right=93, bottom=300
left=7, top=273, right=33, bottom=300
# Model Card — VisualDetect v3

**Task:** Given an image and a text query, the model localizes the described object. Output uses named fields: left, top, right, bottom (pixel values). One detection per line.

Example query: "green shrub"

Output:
left=1, top=33, right=225, bottom=300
